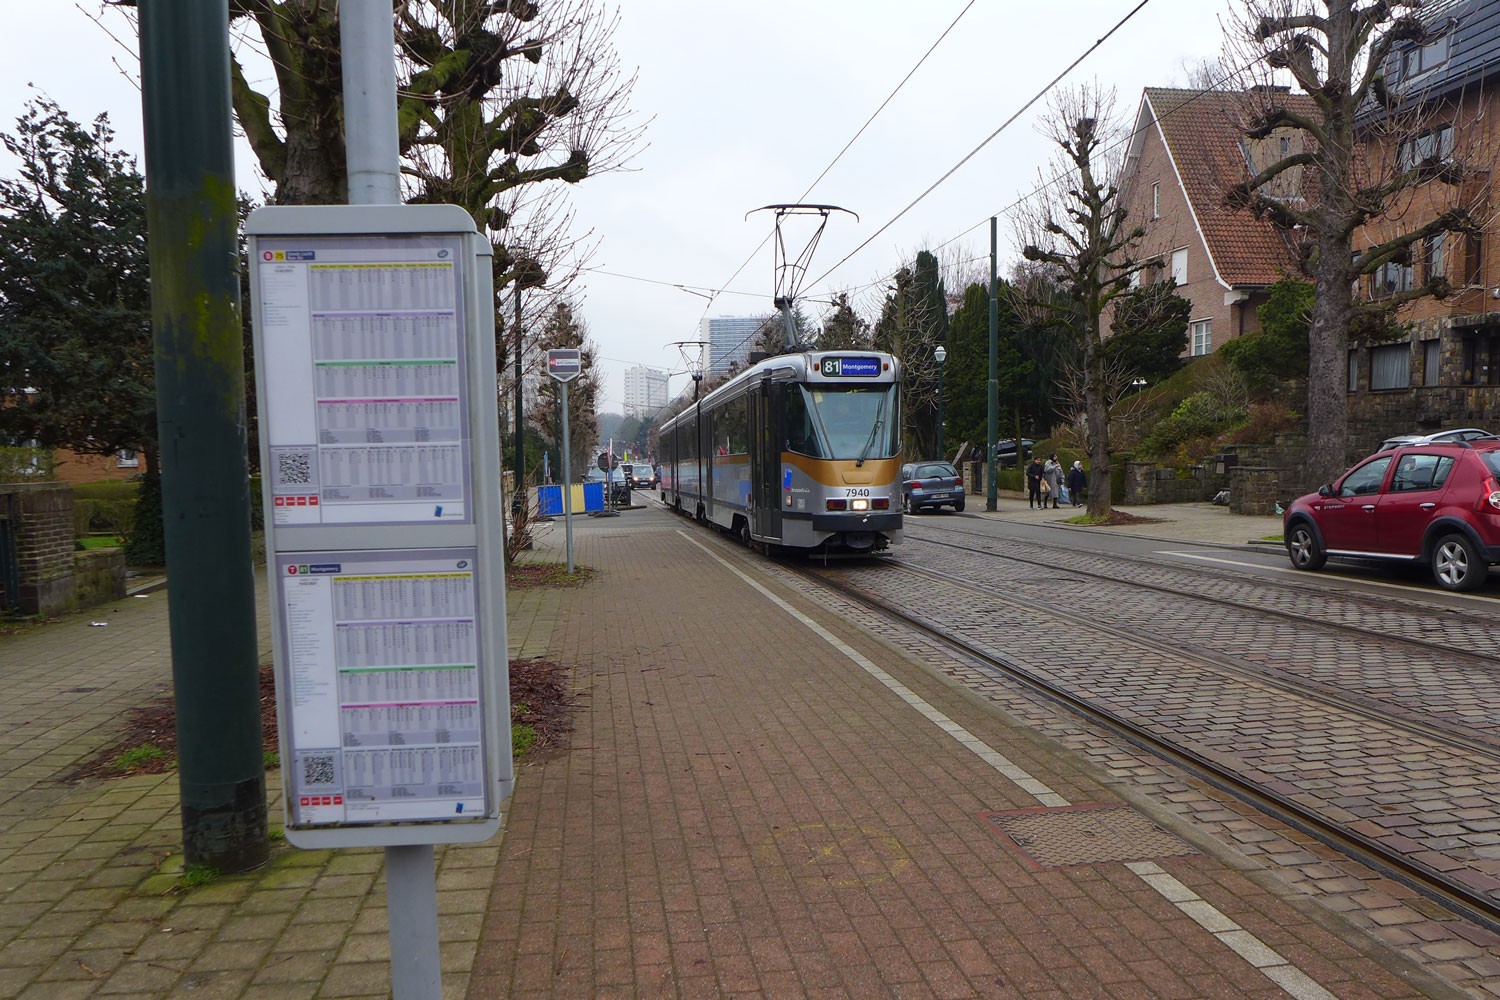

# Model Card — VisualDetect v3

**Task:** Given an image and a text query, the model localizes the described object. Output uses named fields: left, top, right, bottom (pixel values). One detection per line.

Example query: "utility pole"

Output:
left=139, top=0, right=267, bottom=873
left=514, top=285, right=525, bottom=507
left=987, top=216, right=999, bottom=511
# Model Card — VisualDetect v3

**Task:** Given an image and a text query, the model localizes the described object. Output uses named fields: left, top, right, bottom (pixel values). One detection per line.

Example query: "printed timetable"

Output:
left=277, top=550, right=490, bottom=827
left=257, top=237, right=472, bottom=526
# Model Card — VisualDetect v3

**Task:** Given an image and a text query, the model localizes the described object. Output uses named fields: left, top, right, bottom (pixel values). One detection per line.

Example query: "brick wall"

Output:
left=0, top=483, right=77, bottom=615
left=72, top=548, right=126, bottom=607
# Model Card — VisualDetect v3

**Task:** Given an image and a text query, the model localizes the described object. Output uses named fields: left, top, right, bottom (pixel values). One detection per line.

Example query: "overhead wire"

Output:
left=682, top=0, right=983, bottom=356
left=803, top=0, right=1155, bottom=294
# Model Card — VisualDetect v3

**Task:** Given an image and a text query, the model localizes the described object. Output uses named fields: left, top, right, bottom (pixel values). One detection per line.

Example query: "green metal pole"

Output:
left=987, top=216, right=999, bottom=511
left=139, top=0, right=268, bottom=872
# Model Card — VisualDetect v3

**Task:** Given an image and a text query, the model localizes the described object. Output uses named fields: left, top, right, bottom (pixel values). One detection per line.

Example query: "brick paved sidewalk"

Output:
left=471, top=508, right=1439, bottom=1000
left=958, top=496, right=1283, bottom=549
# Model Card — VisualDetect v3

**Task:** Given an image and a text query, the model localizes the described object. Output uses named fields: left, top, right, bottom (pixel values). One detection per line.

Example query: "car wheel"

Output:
left=954, top=498, right=965, bottom=512
left=1432, top=533, right=1488, bottom=592
left=1285, top=522, right=1326, bottom=571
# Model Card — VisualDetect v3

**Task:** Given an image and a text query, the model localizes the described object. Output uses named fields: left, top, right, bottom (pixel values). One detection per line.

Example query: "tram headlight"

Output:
left=850, top=498, right=869, bottom=511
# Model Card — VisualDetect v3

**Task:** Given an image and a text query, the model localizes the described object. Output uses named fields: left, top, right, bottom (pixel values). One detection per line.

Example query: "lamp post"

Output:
left=934, top=343, right=947, bottom=460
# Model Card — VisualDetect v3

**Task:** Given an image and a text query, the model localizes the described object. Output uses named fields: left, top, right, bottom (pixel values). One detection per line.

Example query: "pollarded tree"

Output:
left=1225, top=0, right=1484, bottom=484
left=0, top=99, right=155, bottom=473
left=1019, top=87, right=1160, bottom=517
left=815, top=292, right=873, bottom=352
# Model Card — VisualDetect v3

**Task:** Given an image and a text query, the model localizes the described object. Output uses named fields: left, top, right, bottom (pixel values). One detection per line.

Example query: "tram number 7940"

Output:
left=845, top=488, right=870, bottom=498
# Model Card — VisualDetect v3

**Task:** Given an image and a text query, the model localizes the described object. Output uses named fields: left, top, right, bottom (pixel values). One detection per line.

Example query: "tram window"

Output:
left=716, top=396, right=749, bottom=455
left=785, top=386, right=824, bottom=457
left=805, top=386, right=899, bottom=460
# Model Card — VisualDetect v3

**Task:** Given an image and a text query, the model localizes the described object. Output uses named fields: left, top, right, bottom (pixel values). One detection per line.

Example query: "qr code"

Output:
left=277, top=450, right=312, bottom=486
left=301, top=754, right=335, bottom=787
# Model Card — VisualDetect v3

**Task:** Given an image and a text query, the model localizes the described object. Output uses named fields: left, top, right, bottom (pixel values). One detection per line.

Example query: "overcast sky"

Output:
left=4, top=1, right=1238, bottom=414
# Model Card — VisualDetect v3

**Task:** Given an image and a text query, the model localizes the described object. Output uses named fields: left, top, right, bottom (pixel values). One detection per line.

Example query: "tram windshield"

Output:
left=786, top=385, right=901, bottom=460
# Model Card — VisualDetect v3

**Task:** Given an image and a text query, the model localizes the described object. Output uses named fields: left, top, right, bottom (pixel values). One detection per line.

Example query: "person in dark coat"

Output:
left=1025, top=455, right=1044, bottom=509
left=1067, top=460, right=1087, bottom=507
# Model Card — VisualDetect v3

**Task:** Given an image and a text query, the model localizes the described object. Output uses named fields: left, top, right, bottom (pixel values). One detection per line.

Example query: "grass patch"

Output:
left=114, top=745, right=168, bottom=772
left=179, top=863, right=220, bottom=888
left=1259, top=533, right=1284, bottom=542
left=268, top=828, right=285, bottom=842
left=1064, top=510, right=1166, bottom=527
left=263, top=750, right=280, bottom=770
left=507, top=562, right=596, bottom=589
left=77, top=535, right=125, bottom=549
left=512, top=722, right=537, bottom=759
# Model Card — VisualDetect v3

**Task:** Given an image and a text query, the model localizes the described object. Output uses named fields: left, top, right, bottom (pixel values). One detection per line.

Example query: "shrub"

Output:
left=1219, top=278, right=1313, bottom=389
left=1139, top=391, right=1249, bottom=458
left=125, top=468, right=165, bottom=566
left=1224, top=402, right=1301, bottom=446
left=0, top=446, right=55, bottom=483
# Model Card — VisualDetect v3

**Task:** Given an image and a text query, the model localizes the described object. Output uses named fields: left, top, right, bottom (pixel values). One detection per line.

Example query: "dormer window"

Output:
left=1401, top=32, right=1450, bottom=79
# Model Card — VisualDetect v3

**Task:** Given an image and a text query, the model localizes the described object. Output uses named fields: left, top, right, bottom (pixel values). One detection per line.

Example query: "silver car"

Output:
left=1378, top=428, right=1496, bottom=452
left=901, top=461, right=965, bottom=513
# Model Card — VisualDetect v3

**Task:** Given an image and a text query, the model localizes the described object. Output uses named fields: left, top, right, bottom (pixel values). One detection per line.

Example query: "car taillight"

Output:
left=873, top=498, right=889, bottom=509
left=955, top=476, right=963, bottom=488
left=1482, top=477, right=1500, bottom=512
left=826, top=499, right=847, bottom=511
left=910, top=480, right=922, bottom=489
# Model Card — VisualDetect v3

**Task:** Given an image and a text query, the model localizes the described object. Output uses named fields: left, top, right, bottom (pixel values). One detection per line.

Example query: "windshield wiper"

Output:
left=856, top=392, right=888, bottom=467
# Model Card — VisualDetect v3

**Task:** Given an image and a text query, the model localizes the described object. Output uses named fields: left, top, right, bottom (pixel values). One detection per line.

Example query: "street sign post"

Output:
left=546, top=349, right=582, bottom=572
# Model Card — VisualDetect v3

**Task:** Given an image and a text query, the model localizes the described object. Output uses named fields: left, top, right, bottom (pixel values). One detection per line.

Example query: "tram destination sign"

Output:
left=547, top=349, right=582, bottom=382
left=820, top=355, right=881, bottom=378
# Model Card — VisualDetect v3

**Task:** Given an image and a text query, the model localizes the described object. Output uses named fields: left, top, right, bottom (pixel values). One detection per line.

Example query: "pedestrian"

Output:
left=1025, top=454, right=1044, bottom=509
left=1042, top=453, right=1064, bottom=509
left=1068, top=460, right=1087, bottom=508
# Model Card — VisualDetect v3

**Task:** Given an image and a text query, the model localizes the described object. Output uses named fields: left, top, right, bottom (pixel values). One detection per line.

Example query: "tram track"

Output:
left=783, top=558, right=1500, bottom=937
left=902, top=520, right=1500, bottom=667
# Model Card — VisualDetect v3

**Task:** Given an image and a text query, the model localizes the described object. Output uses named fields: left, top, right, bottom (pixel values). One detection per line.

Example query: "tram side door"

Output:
left=750, top=378, right=782, bottom=541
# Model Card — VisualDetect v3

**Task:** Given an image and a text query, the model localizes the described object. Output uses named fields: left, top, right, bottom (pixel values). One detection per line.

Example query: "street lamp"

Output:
left=934, top=343, right=947, bottom=460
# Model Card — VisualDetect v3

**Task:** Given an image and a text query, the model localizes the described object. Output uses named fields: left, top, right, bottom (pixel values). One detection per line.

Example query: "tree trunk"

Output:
left=1304, top=243, right=1353, bottom=487
left=1083, top=329, right=1112, bottom=517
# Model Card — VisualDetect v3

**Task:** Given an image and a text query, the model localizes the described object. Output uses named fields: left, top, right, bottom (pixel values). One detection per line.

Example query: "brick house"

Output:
left=1345, top=0, right=1500, bottom=453
left=1114, top=86, right=1312, bottom=357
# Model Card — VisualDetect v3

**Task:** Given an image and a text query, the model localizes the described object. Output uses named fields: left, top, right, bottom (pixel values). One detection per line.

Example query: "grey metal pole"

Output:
left=341, top=4, right=440, bottom=999
left=561, top=383, right=575, bottom=573
left=987, top=216, right=999, bottom=511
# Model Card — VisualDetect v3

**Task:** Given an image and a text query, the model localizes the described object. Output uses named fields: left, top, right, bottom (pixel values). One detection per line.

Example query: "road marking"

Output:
left=1156, top=550, right=1498, bottom=604
left=677, top=531, right=1070, bottom=807
left=1127, top=862, right=1340, bottom=1000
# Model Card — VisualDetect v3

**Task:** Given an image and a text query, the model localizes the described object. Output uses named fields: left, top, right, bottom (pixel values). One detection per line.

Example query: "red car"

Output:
left=1283, top=440, right=1500, bottom=591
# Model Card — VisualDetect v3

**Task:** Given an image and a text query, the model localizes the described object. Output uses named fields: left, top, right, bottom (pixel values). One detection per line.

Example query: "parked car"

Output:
left=1377, top=427, right=1495, bottom=452
left=993, top=438, right=1036, bottom=468
left=1282, top=440, right=1500, bottom=591
left=901, top=461, right=965, bottom=513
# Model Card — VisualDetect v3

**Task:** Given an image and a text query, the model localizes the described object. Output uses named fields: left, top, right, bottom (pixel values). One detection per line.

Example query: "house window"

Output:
left=1371, top=258, right=1414, bottom=298
left=1401, top=34, right=1450, bottom=79
left=1152, top=182, right=1160, bottom=219
left=1348, top=349, right=1359, bottom=391
left=1426, top=233, right=1447, bottom=280
left=1463, top=333, right=1500, bottom=386
left=1190, top=319, right=1212, bottom=356
left=117, top=449, right=139, bottom=469
left=1370, top=343, right=1411, bottom=390
left=1398, top=125, right=1454, bottom=170
left=1422, top=339, right=1441, bottom=386
left=1171, top=248, right=1187, bottom=286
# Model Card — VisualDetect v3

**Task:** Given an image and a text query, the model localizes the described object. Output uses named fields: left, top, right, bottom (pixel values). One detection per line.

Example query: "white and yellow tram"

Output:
left=660, top=351, right=903, bottom=553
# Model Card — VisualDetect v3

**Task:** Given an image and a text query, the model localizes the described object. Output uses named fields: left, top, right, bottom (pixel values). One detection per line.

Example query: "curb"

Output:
left=962, top=509, right=1279, bottom=554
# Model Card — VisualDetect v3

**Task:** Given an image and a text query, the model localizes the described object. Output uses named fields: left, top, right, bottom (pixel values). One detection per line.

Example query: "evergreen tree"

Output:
left=1104, top=281, right=1191, bottom=386
left=942, top=282, right=1030, bottom=457
left=526, top=301, right=600, bottom=478
left=0, top=100, right=156, bottom=473
left=816, top=292, right=872, bottom=351
left=873, top=250, right=948, bottom=458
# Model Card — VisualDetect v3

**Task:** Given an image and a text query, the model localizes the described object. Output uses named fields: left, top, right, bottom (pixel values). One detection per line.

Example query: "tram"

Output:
left=660, top=350, right=903, bottom=553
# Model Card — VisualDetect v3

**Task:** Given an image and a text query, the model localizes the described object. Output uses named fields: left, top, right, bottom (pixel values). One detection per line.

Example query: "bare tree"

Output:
left=1017, top=86, right=1161, bottom=517
left=1223, top=0, right=1487, bottom=484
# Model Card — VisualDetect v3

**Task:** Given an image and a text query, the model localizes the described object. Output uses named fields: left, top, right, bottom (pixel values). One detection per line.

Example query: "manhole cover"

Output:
left=982, top=804, right=1199, bottom=870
